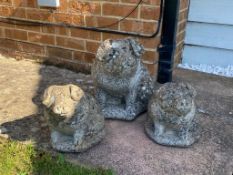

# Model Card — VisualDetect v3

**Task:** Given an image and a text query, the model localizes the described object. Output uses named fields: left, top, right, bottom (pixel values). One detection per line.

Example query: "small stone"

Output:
left=88, top=86, right=95, bottom=89
left=82, top=85, right=88, bottom=90
left=229, top=112, right=232, bottom=115
left=41, top=123, right=48, bottom=128
left=76, top=79, right=84, bottom=83
left=0, top=134, right=9, bottom=139
left=0, top=126, right=8, bottom=134
left=197, top=108, right=209, bottom=114
left=39, top=115, right=46, bottom=122
left=31, top=127, right=39, bottom=132
left=86, top=79, right=93, bottom=84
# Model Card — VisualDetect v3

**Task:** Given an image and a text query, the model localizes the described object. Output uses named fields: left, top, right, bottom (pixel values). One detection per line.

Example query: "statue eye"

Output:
left=122, top=47, right=127, bottom=50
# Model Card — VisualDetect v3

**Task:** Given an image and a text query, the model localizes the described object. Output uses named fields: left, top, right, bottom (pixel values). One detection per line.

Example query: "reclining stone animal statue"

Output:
left=42, top=84, right=105, bottom=152
left=92, top=38, right=153, bottom=120
left=145, top=82, right=200, bottom=147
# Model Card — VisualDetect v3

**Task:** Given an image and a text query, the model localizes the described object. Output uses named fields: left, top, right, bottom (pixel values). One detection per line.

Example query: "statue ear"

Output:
left=127, top=38, right=144, bottom=57
left=69, top=84, right=84, bottom=101
left=42, top=86, right=54, bottom=108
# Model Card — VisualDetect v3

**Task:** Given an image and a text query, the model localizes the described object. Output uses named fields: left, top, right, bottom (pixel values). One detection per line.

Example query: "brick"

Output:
left=143, top=0, right=161, bottom=6
left=83, top=52, right=95, bottom=63
left=5, top=29, right=27, bottom=41
left=86, top=16, right=119, bottom=30
left=0, top=0, right=12, bottom=5
left=142, top=50, right=158, bottom=63
left=54, top=13, right=83, bottom=25
left=17, top=25, right=40, bottom=32
left=72, top=14, right=84, bottom=25
left=41, top=26, right=69, bottom=36
left=47, top=58, right=91, bottom=73
left=180, top=0, right=189, bottom=10
left=174, top=51, right=182, bottom=65
left=102, top=33, right=127, bottom=41
left=139, top=37, right=160, bottom=49
left=0, top=38, right=17, bottom=50
left=177, top=21, right=186, bottom=33
left=120, top=20, right=156, bottom=34
left=47, top=46, right=72, bottom=60
left=86, top=41, right=100, bottom=53
left=176, top=41, right=184, bottom=53
left=16, top=41, right=45, bottom=55
left=0, top=28, right=4, bottom=38
left=11, top=8, right=26, bottom=18
left=121, top=0, right=160, bottom=5
left=68, top=1, right=101, bottom=15
left=0, top=21, right=15, bottom=28
left=103, top=3, right=138, bottom=18
left=140, top=6, right=160, bottom=20
left=26, top=9, right=53, bottom=22
left=13, top=0, right=37, bottom=8
left=56, top=36, right=85, bottom=51
left=102, top=0, right=119, bottom=2
left=41, top=26, right=55, bottom=34
left=176, top=31, right=185, bottom=44
left=57, top=0, right=68, bottom=12
left=0, top=6, right=13, bottom=16
left=71, top=28, right=101, bottom=41
left=28, top=32, right=55, bottom=45
left=73, top=51, right=95, bottom=63
left=179, top=9, right=188, bottom=22
left=144, top=63, right=158, bottom=76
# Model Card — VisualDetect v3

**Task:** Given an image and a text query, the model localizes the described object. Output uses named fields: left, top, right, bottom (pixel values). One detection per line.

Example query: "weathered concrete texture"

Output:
left=43, top=84, right=105, bottom=153
left=146, top=82, right=200, bottom=147
left=92, top=38, right=153, bottom=120
left=0, top=57, right=232, bottom=175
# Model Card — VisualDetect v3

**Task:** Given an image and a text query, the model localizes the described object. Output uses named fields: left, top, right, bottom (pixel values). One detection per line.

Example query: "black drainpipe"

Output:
left=157, top=0, right=180, bottom=83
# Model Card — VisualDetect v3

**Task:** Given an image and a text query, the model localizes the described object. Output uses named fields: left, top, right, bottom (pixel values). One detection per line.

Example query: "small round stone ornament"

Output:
left=42, top=84, right=105, bottom=152
left=145, top=82, right=200, bottom=147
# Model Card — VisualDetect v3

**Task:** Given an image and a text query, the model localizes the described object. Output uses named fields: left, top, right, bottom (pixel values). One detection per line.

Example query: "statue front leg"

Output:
left=95, top=88, right=107, bottom=108
left=50, top=130, right=76, bottom=152
left=125, top=91, right=145, bottom=120
left=73, top=129, right=84, bottom=145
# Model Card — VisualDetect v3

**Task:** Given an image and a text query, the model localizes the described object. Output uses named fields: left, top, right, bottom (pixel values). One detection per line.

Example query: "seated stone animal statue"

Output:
left=145, top=82, right=200, bottom=147
left=92, top=38, right=153, bottom=120
left=42, top=84, right=105, bottom=152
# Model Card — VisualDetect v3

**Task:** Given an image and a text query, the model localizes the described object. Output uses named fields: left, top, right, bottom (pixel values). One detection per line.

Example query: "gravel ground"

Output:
left=0, top=56, right=232, bottom=175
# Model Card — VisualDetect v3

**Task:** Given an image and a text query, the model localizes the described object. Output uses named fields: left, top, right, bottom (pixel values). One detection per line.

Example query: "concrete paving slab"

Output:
left=0, top=57, right=232, bottom=175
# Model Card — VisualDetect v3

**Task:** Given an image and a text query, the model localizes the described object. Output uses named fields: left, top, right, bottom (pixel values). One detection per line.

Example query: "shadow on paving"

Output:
left=0, top=59, right=109, bottom=174
left=1, top=65, right=92, bottom=150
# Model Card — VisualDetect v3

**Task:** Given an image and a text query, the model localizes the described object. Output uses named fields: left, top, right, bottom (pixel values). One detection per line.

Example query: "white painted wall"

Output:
left=185, top=22, right=233, bottom=50
left=188, top=0, right=233, bottom=25
left=183, top=45, right=233, bottom=67
left=182, top=0, right=233, bottom=67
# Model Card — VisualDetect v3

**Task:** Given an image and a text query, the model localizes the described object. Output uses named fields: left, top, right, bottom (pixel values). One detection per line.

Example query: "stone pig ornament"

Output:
left=145, top=82, right=200, bottom=147
left=42, top=84, right=105, bottom=152
left=92, top=38, right=153, bottom=120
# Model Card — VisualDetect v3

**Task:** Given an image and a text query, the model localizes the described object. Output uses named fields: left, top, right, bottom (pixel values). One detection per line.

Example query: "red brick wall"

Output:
left=174, top=0, right=189, bottom=66
left=0, top=0, right=189, bottom=74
